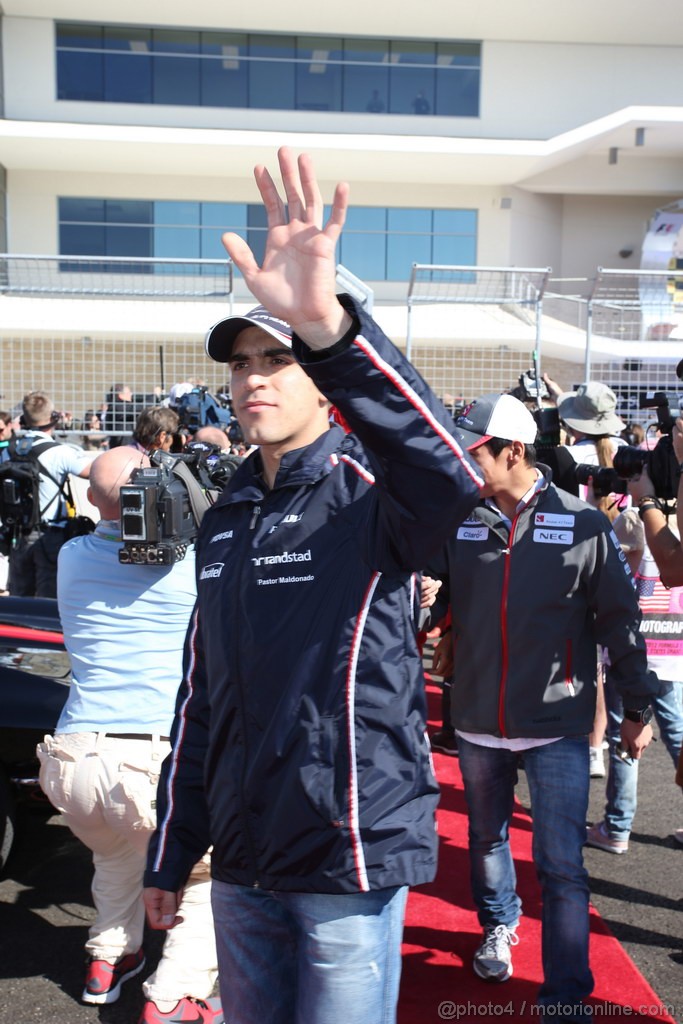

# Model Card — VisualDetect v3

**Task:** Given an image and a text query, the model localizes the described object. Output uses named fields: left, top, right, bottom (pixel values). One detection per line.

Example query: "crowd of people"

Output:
left=1, top=149, right=681, bottom=1024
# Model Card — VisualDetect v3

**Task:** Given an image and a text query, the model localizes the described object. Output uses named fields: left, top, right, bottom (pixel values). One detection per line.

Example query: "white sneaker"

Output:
left=589, top=746, right=605, bottom=778
left=585, top=821, right=629, bottom=854
left=674, top=828, right=683, bottom=846
left=473, top=924, right=519, bottom=982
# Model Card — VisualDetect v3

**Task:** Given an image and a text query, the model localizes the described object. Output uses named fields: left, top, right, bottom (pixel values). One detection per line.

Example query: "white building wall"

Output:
left=507, top=190, right=562, bottom=271
left=558, top=194, right=681, bottom=280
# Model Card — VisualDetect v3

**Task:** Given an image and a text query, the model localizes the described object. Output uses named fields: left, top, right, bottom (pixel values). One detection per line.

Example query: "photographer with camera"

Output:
left=133, top=406, right=184, bottom=455
left=556, top=381, right=631, bottom=776
left=2, top=390, right=97, bottom=598
left=557, top=381, right=628, bottom=519
left=37, top=445, right=222, bottom=1024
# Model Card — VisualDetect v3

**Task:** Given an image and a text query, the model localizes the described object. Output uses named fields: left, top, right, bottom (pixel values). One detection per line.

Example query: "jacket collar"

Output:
left=472, top=463, right=553, bottom=526
left=217, top=424, right=346, bottom=507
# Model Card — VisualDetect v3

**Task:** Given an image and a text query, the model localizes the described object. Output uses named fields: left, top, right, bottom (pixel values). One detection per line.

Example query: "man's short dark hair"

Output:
left=486, top=437, right=537, bottom=466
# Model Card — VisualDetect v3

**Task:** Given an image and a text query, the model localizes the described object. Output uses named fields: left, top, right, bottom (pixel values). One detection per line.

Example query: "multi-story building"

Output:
left=2, top=1, right=683, bottom=418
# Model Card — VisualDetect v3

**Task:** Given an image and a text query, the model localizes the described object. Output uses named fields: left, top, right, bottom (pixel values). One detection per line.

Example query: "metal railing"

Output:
left=406, top=263, right=551, bottom=370
left=0, top=254, right=234, bottom=300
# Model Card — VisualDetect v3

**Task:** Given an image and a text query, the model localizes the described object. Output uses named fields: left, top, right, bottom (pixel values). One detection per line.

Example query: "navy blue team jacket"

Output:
left=145, top=296, right=483, bottom=895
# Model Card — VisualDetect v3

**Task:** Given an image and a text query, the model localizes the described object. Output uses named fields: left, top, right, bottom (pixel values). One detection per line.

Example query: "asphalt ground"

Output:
left=0, top=727, right=681, bottom=1024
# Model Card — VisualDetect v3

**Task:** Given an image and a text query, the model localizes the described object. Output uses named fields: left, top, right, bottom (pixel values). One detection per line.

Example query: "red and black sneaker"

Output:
left=138, top=997, right=225, bottom=1023
left=82, top=948, right=146, bottom=1004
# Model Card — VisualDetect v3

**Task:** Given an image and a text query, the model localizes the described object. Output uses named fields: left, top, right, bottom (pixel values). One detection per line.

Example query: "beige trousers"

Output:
left=37, top=731, right=217, bottom=1004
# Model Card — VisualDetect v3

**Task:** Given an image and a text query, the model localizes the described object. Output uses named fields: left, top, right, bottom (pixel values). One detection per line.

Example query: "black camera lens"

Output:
left=612, top=446, right=647, bottom=480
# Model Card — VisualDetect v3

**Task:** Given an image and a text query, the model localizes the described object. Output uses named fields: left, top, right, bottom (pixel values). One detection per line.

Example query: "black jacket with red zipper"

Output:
left=433, top=466, right=661, bottom=739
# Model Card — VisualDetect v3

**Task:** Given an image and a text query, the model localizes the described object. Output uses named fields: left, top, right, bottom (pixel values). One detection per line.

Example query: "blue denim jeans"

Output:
left=604, top=676, right=683, bottom=840
left=210, top=880, right=408, bottom=1024
left=458, top=736, right=594, bottom=1016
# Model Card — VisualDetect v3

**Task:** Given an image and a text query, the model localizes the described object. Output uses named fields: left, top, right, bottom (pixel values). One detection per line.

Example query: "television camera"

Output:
left=118, top=443, right=241, bottom=565
left=173, top=386, right=243, bottom=445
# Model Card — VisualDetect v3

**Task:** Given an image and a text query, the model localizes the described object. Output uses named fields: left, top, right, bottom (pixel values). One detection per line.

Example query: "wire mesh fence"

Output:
left=2, top=256, right=683, bottom=434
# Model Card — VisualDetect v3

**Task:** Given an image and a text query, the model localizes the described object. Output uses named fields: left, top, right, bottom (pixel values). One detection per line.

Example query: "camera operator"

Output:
left=37, top=446, right=222, bottom=1023
left=133, top=406, right=184, bottom=455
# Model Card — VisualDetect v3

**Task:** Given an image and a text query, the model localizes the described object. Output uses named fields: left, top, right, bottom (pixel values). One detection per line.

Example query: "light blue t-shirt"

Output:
left=21, top=430, right=96, bottom=524
left=56, top=519, right=197, bottom=734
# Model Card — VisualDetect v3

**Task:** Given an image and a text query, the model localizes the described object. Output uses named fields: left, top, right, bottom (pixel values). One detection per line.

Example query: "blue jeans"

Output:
left=210, top=880, right=408, bottom=1024
left=458, top=736, right=594, bottom=1016
left=604, top=676, right=683, bottom=840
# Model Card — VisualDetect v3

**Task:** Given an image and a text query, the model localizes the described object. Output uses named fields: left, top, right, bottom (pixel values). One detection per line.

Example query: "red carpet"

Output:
left=398, top=681, right=675, bottom=1024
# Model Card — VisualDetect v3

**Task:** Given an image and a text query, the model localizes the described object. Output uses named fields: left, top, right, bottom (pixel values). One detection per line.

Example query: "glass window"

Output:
left=433, top=209, right=477, bottom=234
left=58, top=198, right=477, bottom=282
left=152, top=202, right=200, bottom=259
left=389, top=40, right=435, bottom=116
left=154, top=226, right=200, bottom=259
left=342, top=38, right=389, bottom=114
left=296, top=36, right=342, bottom=112
left=57, top=51, right=103, bottom=100
left=433, top=233, right=477, bottom=265
left=200, top=203, right=247, bottom=260
left=105, top=200, right=153, bottom=225
left=154, top=201, right=199, bottom=226
left=338, top=207, right=387, bottom=280
left=247, top=205, right=269, bottom=268
left=201, top=202, right=247, bottom=229
left=248, top=34, right=295, bottom=110
left=434, top=42, right=480, bottom=117
left=201, top=32, right=248, bottom=108
left=59, top=197, right=105, bottom=222
left=152, top=29, right=200, bottom=106
left=387, top=208, right=432, bottom=233
left=56, top=24, right=103, bottom=101
left=386, top=208, right=432, bottom=280
left=103, top=26, right=152, bottom=103
left=56, top=22, right=101, bottom=49
left=60, top=223, right=106, bottom=256
left=55, top=24, right=479, bottom=117
left=105, top=225, right=152, bottom=258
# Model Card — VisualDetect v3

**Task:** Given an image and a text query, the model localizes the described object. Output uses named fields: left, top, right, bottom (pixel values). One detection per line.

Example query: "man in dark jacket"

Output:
left=431, top=392, right=663, bottom=1022
left=142, top=148, right=483, bottom=1024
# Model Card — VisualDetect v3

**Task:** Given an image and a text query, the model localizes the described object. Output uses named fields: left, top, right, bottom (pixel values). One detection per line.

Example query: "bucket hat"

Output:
left=557, top=382, right=625, bottom=435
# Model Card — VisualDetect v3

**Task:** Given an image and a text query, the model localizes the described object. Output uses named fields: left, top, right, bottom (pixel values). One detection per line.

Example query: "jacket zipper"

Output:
left=497, top=508, right=525, bottom=737
left=565, top=639, right=576, bottom=696
left=235, top=499, right=263, bottom=885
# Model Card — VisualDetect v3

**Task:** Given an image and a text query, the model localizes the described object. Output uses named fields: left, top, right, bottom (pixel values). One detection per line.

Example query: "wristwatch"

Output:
left=623, top=706, right=653, bottom=725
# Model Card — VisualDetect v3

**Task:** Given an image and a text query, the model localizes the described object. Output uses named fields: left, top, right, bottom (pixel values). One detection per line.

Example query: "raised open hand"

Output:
left=222, top=148, right=351, bottom=346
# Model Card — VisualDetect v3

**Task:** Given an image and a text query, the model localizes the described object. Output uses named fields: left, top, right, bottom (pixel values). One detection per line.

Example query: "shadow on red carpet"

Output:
left=398, top=682, right=675, bottom=1024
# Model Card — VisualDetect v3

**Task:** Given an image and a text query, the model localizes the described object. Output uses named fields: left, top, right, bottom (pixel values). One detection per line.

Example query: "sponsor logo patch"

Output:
left=457, top=526, right=489, bottom=541
left=251, top=549, right=312, bottom=567
left=534, top=512, right=575, bottom=528
left=200, top=562, right=224, bottom=580
left=210, top=530, right=234, bottom=543
left=533, top=528, right=573, bottom=545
